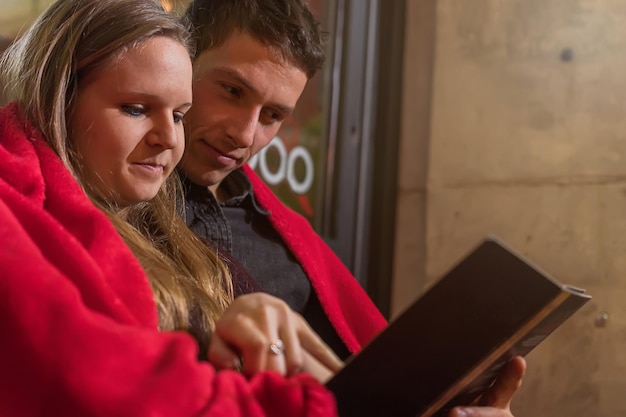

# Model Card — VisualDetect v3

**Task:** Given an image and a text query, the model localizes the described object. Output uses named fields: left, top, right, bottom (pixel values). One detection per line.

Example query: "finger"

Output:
left=207, top=333, right=243, bottom=371
left=241, top=298, right=290, bottom=376
left=481, top=356, right=526, bottom=409
left=302, top=350, right=335, bottom=383
left=265, top=337, right=290, bottom=376
left=295, top=314, right=344, bottom=372
left=275, top=309, right=304, bottom=376
left=449, top=405, right=508, bottom=417
left=213, top=313, right=271, bottom=375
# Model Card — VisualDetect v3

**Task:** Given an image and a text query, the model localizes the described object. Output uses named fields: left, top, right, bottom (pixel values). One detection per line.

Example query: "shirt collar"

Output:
left=180, top=168, right=270, bottom=215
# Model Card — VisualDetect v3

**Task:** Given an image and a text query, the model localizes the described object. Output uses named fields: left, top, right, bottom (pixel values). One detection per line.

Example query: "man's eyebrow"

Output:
left=213, top=67, right=295, bottom=115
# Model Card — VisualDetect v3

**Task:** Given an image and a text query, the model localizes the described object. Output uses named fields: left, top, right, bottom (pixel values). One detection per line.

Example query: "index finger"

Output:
left=294, top=314, right=344, bottom=373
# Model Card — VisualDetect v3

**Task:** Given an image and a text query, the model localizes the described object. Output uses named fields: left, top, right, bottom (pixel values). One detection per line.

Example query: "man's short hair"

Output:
left=184, top=0, right=326, bottom=79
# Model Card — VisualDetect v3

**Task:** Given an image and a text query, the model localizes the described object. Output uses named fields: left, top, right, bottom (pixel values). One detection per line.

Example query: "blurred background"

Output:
left=2, top=0, right=624, bottom=415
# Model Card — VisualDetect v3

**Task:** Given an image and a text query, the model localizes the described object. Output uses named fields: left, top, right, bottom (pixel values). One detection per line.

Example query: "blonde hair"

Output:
left=1, top=0, right=232, bottom=354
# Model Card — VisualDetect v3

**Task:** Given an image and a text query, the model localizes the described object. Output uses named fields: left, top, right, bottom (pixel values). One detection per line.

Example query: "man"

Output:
left=180, top=1, right=525, bottom=415
left=180, top=0, right=385, bottom=360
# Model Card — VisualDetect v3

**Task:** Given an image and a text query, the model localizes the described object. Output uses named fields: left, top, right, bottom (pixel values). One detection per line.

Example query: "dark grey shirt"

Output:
left=182, top=170, right=350, bottom=359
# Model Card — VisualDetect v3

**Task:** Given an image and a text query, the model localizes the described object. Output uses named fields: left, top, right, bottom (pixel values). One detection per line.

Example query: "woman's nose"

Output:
left=146, top=117, right=178, bottom=149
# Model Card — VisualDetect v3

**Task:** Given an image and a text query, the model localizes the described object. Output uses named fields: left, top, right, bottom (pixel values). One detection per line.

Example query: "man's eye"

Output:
left=121, top=105, right=145, bottom=117
left=261, top=108, right=284, bottom=124
left=222, top=84, right=241, bottom=97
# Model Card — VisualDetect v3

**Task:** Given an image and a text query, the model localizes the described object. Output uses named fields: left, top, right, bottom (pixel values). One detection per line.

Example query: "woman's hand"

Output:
left=207, top=292, right=343, bottom=382
left=449, top=356, right=526, bottom=417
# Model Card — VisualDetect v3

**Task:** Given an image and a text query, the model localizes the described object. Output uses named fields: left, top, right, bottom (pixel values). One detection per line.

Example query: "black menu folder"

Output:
left=326, top=236, right=591, bottom=417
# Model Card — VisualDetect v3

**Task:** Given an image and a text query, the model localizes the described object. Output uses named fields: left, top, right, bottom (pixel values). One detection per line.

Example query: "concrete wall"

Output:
left=394, top=0, right=626, bottom=415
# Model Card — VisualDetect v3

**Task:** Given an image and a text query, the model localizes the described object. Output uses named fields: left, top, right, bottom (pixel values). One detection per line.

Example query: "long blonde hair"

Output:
left=0, top=0, right=232, bottom=354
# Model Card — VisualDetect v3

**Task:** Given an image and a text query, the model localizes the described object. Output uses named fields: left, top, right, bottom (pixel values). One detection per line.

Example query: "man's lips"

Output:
left=199, top=139, right=243, bottom=166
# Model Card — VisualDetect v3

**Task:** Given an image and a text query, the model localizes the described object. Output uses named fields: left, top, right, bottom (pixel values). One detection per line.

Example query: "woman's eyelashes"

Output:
left=173, top=111, right=185, bottom=123
left=121, top=104, right=186, bottom=124
left=121, top=104, right=146, bottom=117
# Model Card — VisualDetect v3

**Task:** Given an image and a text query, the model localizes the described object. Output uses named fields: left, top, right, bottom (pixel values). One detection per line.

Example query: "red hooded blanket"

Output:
left=0, top=102, right=336, bottom=417
left=242, top=165, right=388, bottom=354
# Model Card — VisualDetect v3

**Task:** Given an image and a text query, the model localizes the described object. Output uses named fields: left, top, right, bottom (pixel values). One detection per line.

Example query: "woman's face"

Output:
left=70, top=36, right=192, bottom=205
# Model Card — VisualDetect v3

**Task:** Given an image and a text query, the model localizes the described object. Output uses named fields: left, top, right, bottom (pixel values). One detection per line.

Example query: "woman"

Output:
left=0, top=0, right=339, bottom=415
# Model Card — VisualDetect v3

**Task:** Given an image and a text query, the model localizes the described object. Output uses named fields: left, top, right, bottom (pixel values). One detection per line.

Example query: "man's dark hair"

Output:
left=184, top=0, right=326, bottom=79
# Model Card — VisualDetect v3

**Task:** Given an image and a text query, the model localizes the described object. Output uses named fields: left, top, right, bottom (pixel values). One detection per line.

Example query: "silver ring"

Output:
left=269, top=339, right=285, bottom=356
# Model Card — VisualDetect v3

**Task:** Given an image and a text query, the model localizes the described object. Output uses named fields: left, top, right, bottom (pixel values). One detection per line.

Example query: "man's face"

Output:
left=180, top=31, right=308, bottom=194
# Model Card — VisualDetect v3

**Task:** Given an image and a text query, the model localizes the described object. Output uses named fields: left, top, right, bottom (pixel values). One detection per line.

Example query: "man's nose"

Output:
left=227, top=108, right=259, bottom=148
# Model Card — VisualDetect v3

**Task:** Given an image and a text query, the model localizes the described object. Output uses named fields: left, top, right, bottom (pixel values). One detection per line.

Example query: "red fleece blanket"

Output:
left=0, top=102, right=336, bottom=417
left=243, top=165, right=388, bottom=353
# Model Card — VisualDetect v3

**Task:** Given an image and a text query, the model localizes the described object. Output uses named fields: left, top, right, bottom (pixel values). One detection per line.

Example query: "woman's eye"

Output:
left=173, top=112, right=185, bottom=123
left=121, top=105, right=145, bottom=117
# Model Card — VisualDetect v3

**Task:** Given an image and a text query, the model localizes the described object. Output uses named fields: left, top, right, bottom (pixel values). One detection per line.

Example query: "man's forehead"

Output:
left=193, top=31, right=304, bottom=76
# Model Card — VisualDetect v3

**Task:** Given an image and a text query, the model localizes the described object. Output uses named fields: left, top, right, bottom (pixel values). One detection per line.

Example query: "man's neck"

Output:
left=208, top=182, right=226, bottom=202
left=206, top=169, right=251, bottom=203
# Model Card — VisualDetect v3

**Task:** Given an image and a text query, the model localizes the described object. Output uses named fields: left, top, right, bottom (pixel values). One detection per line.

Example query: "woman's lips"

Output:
left=132, top=163, right=164, bottom=175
